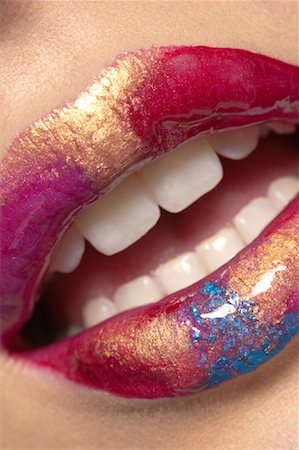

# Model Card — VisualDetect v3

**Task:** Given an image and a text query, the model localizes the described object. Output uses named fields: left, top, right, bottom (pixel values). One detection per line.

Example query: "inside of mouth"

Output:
left=18, top=123, right=299, bottom=349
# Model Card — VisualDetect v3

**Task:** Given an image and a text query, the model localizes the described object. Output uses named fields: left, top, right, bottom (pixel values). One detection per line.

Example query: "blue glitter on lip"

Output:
left=232, top=359, right=253, bottom=374
left=223, top=335, right=236, bottom=352
left=261, top=341, right=270, bottom=350
left=209, top=333, right=216, bottom=343
left=283, top=310, right=299, bottom=336
left=190, top=304, right=202, bottom=327
left=192, top=331, right=200, bottom=343
left=188, top=282, right=298, bottom=388
left=190, top=282, right=258, bottom=346
left=197, top=352, right=207, bottom=368
left=247, top=349, right=270, bottom=365
left=201, top=282, right=222, bottom=297
left=206, top=310, right=299, bottom=386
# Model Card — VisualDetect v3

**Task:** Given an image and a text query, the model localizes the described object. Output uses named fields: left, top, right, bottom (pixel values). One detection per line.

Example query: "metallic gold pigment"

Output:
left=0, top=55, right=149, bottom=341
left=1, top=46, right=299, bottom=397
left=27, top=197, right=299, bottom=397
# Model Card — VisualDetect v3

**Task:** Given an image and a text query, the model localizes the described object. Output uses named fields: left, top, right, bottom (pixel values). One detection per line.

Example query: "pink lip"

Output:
left=0, top=46, right=298, bottom=398
left=22, top=196, right=299, bottom=398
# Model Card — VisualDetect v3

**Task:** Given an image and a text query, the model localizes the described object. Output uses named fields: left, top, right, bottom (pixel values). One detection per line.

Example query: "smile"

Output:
left=0, top=45, right=298, bottom=399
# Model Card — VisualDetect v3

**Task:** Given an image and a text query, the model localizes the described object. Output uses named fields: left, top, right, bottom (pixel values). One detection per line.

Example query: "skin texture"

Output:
left=0, top=1, right=298, bottom=448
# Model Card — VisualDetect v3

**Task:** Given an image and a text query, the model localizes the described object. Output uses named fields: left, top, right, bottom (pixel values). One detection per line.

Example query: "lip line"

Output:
left=1, top=45, right=299, bottom=397
left=20, top=194, right=299, bottom=398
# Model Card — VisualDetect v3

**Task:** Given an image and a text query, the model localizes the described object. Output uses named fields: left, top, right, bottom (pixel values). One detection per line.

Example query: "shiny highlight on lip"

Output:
left=24, top=196, right=299, bottom=398
left=1, top=46, right=299, bottom=398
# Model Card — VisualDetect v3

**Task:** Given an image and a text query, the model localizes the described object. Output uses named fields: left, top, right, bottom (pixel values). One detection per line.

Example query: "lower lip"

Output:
left=17, top=194, right=298, bottom=398
left=1, top=46, right=299, bottom=398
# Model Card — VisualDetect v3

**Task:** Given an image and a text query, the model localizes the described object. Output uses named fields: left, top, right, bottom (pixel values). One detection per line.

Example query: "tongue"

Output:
left=46, top=133, right=298, bottom=325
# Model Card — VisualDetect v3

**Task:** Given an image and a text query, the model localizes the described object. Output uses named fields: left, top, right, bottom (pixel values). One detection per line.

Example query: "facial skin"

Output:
left=0, top=1, right=298, bottom=448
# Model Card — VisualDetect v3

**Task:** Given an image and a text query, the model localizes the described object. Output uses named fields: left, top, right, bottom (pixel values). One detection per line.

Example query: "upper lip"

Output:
left=1, top=45, right=298, bottom=398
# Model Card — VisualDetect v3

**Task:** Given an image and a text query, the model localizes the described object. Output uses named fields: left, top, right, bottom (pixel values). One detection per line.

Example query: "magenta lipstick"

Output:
left=1, top=46, right=298, bottom=398
left=23, top=195, right=299, bottom=398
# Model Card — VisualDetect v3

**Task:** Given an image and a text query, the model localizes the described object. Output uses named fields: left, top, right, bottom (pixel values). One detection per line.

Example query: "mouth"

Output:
left=0, top=46, right=298, bottom=399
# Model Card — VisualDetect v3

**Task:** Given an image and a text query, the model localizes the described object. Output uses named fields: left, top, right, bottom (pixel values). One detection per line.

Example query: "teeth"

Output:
left=66, top=325, right=83, bottom=337
left=50, top=116, right=296, bottom=330
left=154, top=252, right=206, bottom=295
left=49, top=224, right=85, bottom=273
left=82, top=297, right=117, bottom=328
left=259, top=121, right=297, bottom=138
left=268, top=176, right=299, bottom=210
left=73, top=171, right=297, bottom=329
left=209, top=126, right=259, bottom=160
left=114, top=275, right=163, bottom=312
left=268, top=122, right=296, bottom=134
left=259, top=126, right=271, bottom=138
left=195, top=227, right=244, bottom=272
left=233, top=197, right=278, bottom=244
left=77, top=175, right=160, bottom=255
left=138, top=139, right=223, bottom=213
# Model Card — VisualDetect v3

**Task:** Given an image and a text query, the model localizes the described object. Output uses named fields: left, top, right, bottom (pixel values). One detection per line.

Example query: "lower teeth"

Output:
left=77, top=175, right=298, bottom=330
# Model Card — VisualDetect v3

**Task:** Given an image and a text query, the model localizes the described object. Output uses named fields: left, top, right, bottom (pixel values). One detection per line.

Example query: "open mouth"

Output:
left=1, top=46, right=298, bottom=399
left=22, top=125, right=299, bottom=345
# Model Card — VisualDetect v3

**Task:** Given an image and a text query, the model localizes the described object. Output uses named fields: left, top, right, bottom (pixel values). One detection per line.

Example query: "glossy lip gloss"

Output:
left=1, top=46, right=299, bottom=398
left=24, top=195, right=299, bottom=398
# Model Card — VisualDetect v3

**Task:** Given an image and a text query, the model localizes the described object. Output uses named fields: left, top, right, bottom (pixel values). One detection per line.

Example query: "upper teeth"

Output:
left=137, top=138, right=223, bottom=213
left=75, top=137, right=223, bottom=257
left=50, top=123, right=298, bottom=277
left=50, top=224, right=85, bottom=274
left=76, top=175, right=160, bottom=256
left=209, top=126, right=260, bottom=160
left=71, top=125, right=263, bottom=258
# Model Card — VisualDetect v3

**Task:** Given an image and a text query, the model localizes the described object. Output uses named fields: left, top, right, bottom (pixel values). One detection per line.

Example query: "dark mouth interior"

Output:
left=16, top=130, right=298, bottom=351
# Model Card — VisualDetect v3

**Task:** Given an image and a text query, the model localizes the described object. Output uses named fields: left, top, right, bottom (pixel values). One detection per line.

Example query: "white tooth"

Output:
left=195, top=227, right=244, bottom=272
left=49, top=225, right=85, bottom=273
left=233, top=197, right=278, bottom=244
left=209, top=126, right=259, bottom=160
left=154, top=252, right=206, bottom=295
left=76, top=175, right=160, bottom=255
left=259, top=125, right=271, bottom=138
left=82, top=297, right=117, bottom=328
left=66, top=325, right=83, bottom=337
left=268, top=176, right=299, bottom=210
left=138, top=139, right=223, bottom=213
left=268, top=122, right=296, bottom=134
left=114, top=275, right=163, bottom=312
